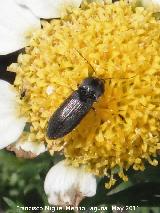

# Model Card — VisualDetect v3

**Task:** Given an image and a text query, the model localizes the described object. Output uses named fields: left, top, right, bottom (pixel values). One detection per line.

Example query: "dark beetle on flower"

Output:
left=46, top=47, right=136, bottom=140
left=46, top=77, right=105, bottom=139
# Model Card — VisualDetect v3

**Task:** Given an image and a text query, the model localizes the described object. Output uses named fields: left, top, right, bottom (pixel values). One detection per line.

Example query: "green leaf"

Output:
left=23, top=122, right=31, bottom=132
left=3, top=197, right=15, bottom=208
left=82, top=182, right=160, bottom=208
left=106, top=182, right=160, bottom=206
left=129, top=164, right=160, bottom=184
left=136, top=207, right=160, bottom=213
left=81, top=161, right=160, bottom=208
left=107, top=180, right=133, bottom=196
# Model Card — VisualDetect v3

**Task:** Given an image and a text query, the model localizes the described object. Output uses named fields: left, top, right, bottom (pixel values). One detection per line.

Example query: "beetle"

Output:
left=46, top=49, right=137, bottom=140
left=46, top=77, right=105, bottom=139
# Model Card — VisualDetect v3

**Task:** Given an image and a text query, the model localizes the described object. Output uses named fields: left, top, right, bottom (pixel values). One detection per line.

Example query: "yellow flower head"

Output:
left=10, top=1, right=160, bottom=187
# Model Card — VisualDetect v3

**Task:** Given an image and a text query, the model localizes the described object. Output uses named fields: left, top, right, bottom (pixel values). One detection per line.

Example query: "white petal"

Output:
left=88, top=0, right=108, bottom=3
left=0, top=80, right=26, bottom=149
left=16, top=0, right=83, bottom=19
left=0, top=113, right=18, bottom=132
left=16, top=139, right=46, bottom=155
left=0, top=100, right=15, bottom=115
left=0, top=0, right=40, bottom=55
left=138, top=0, right=160, bottom=12
left=79, top=172, right=97, bottom=197
left=44, top=161, right=78, bottom=195
left=0, top=118, right=26, bottom=149
left=44, top=160, right=97, bottom=206
left=0, top=80, right=17, bottom=109
left=0, top=81, right=18, bottom=116
left=48, top=194, right=59, bottom=206
left=141, top=0, right=160, bottom=5
left=0, top=80, right=17, bottom=100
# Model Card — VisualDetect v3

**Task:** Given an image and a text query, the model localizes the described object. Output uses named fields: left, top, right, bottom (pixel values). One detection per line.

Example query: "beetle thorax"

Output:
left=78, top=86, right=96, bottom=102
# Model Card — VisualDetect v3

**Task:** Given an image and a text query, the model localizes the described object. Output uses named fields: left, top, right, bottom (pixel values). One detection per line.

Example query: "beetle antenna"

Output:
left=74, top=48, right=137, bottom=80
left=104, top=74, right=137, bottom=80
left=74, top=48, right=96, bottom=73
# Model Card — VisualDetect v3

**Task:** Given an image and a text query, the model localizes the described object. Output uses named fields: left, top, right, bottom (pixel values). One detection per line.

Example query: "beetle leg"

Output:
left=91, top=107, right=96, bottom=112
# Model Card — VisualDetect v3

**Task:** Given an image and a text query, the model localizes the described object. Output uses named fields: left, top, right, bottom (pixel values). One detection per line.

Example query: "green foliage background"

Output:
left=0, top=150, right=160, bottom=213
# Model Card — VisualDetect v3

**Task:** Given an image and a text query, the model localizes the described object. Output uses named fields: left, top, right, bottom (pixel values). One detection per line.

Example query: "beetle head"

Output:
left=78, top=77, right=105, bottom=102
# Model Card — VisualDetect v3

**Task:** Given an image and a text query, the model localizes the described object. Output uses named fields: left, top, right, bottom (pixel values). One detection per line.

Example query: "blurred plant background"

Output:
left=0, top=149, right=160, bottom=213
